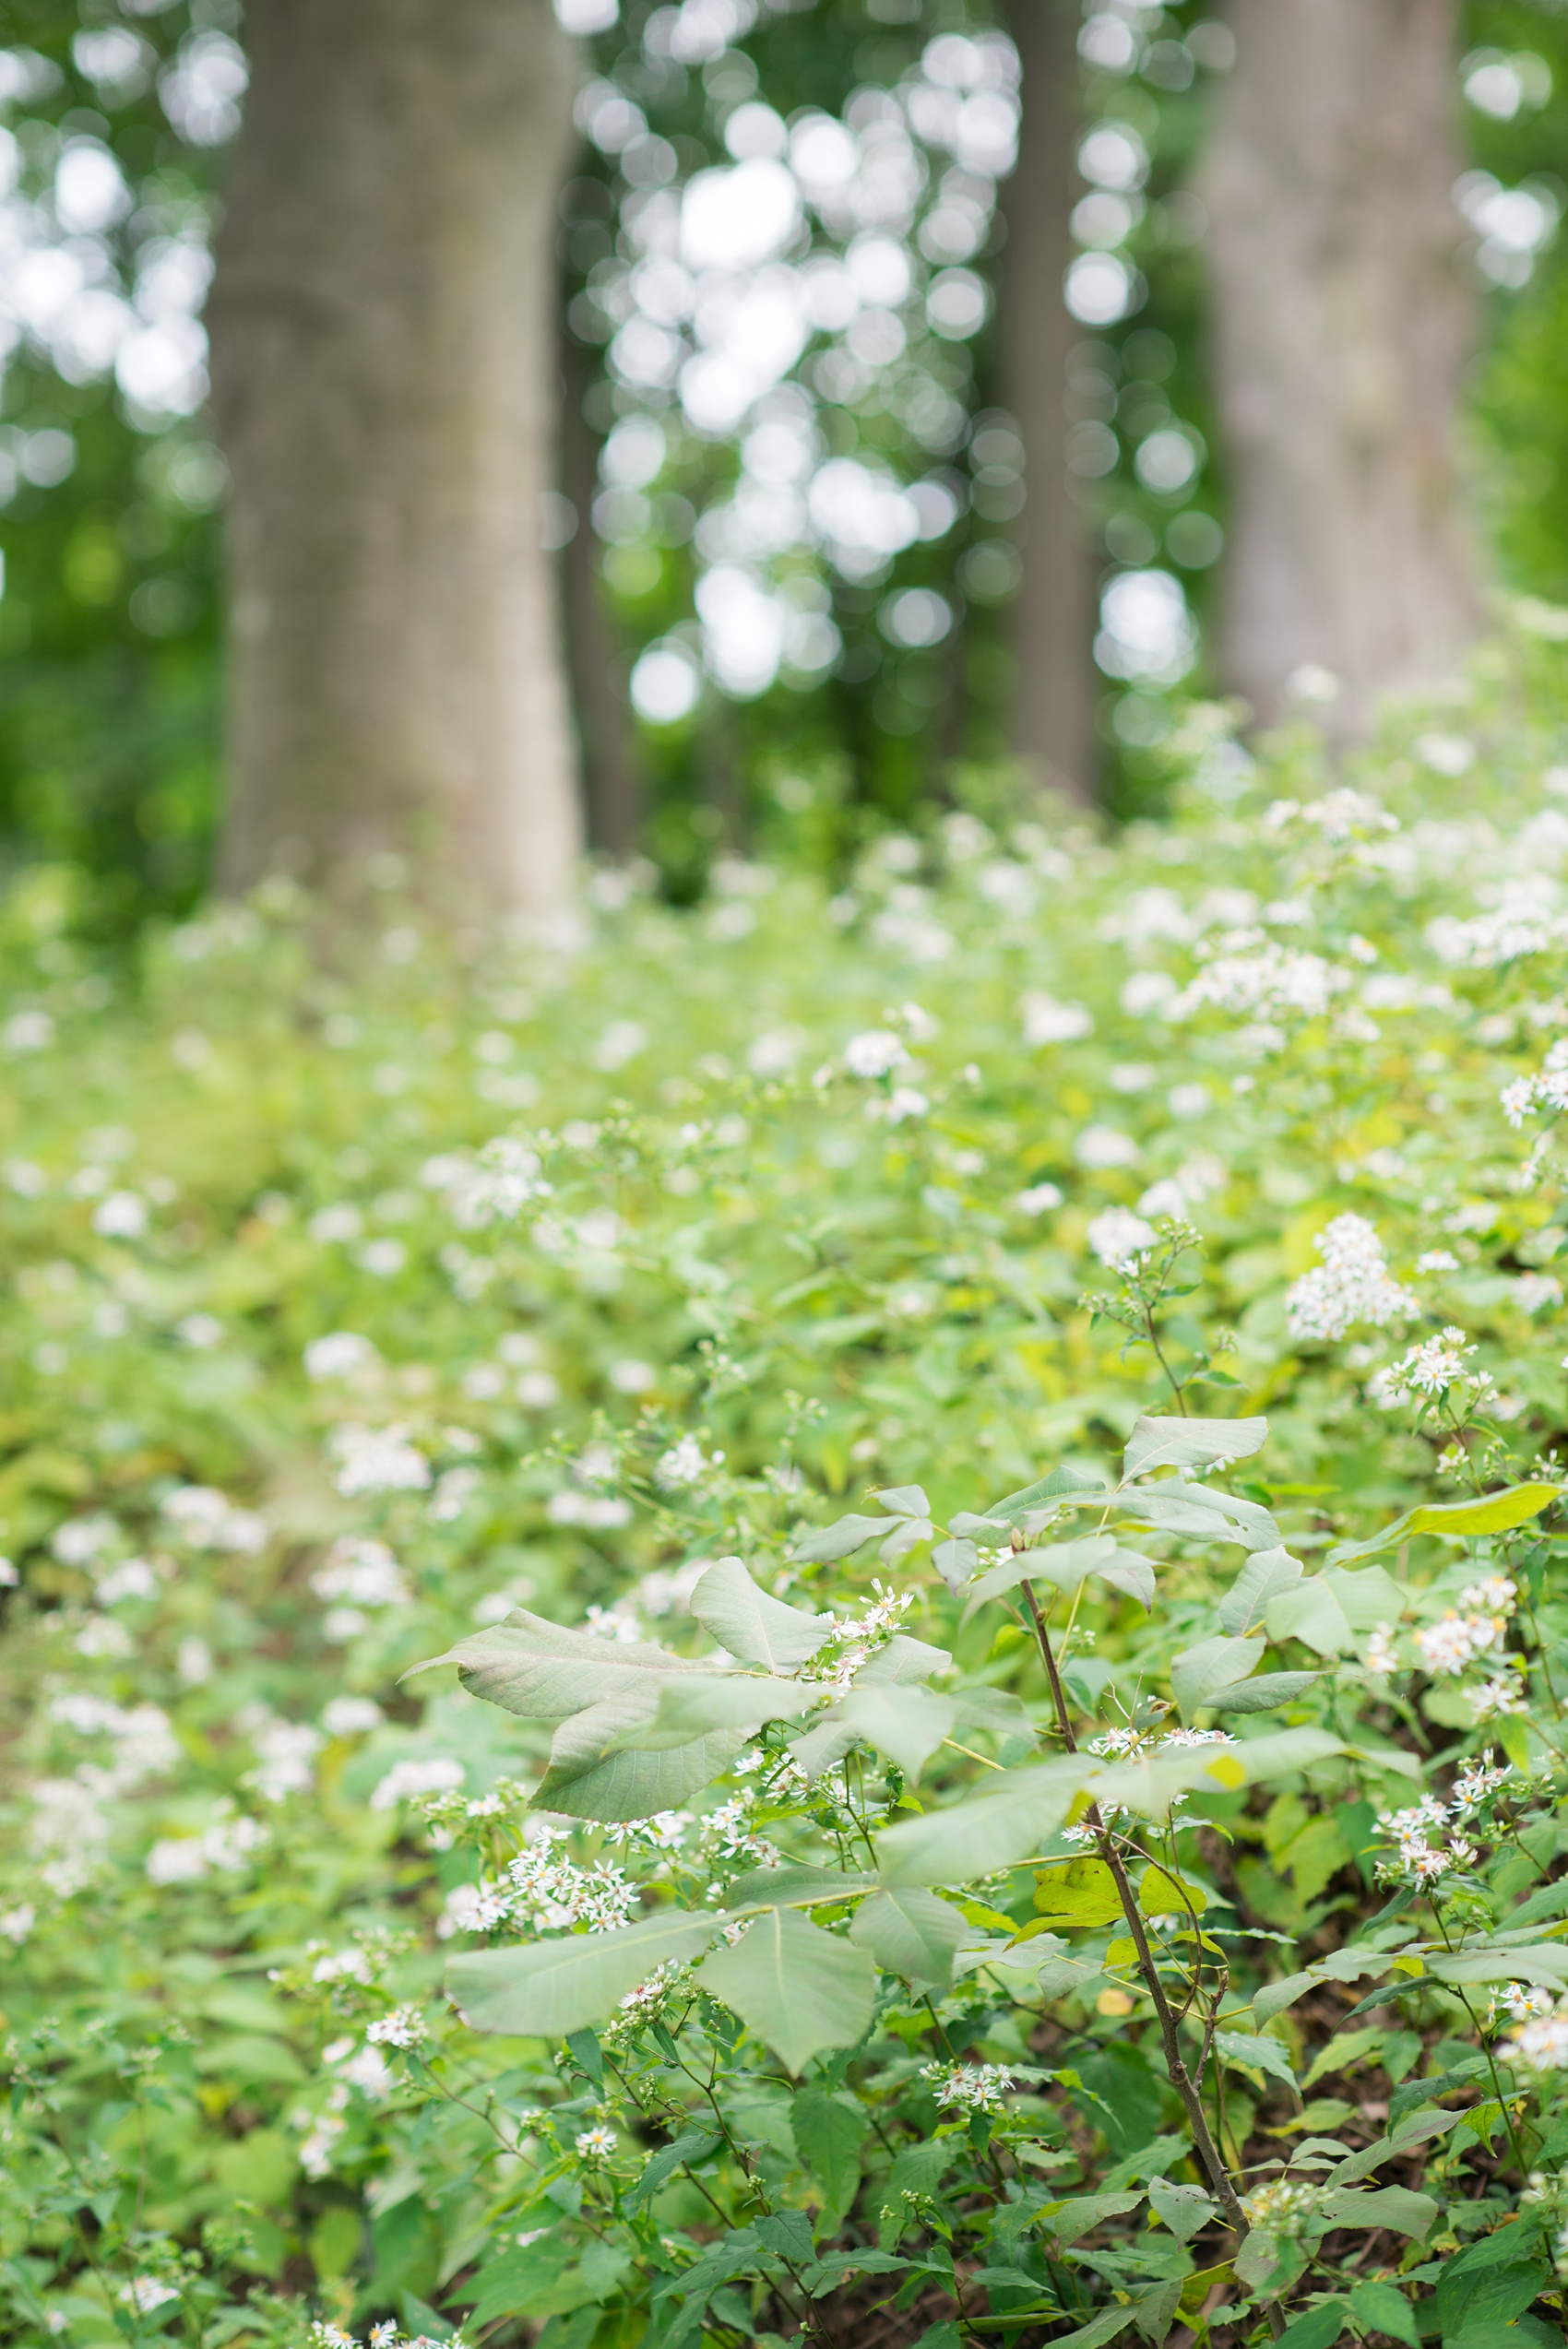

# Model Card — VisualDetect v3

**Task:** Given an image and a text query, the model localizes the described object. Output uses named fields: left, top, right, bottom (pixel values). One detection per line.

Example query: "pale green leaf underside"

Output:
left=449, top=1909, right=720, bottom=2037
left=1123, top=1414, right=1268, bottom=1480
left=405, top=1606, right=701, bottom=1718
left=694, top=1904, right=877, bottom=2070
left=688, top=1556, right=833, bottom=1670
left=849, top=1887, right=968, bottom=1987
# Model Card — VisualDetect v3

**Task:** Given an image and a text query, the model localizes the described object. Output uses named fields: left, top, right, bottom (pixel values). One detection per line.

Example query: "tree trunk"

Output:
left=999, top=0, right=1099, bottom=802
left=1203, top=0, right=1481, bottom=736
left=209, top=0, right=583, bottom=916
left=560, top=323, right=644, bottom=860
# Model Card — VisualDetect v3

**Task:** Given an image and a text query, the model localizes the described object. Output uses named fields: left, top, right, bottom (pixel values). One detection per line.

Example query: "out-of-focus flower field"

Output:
left=12, top=622, right=1568, bottom=2347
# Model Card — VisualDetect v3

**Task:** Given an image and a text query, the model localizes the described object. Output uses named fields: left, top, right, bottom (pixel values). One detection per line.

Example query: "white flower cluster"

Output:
left=311, top=1536, right=410, bottom=1610
left=160, top=1484, right=267, bottom=1552
left=1087, top=1206, right=1156, bottom=1273
left=121, top=2278, right=180, bottom=2314
left=1495, top=1984, right=1555, bottom=2032
left=1240, top=2179, right=1326, bottom=2238
left=370, top=1755, right=466, bottom=1810
left=842, top=1029, right=911, bottom=1080
left=576, top=2123, right=618, bottom=2163
left=365, top=2004, right=428, bottom=2050
left=808, top=1584, right=916, bottom=1697
left=1413, top=1605, right=1510, bottom=1679
left=244, top=1718, right=324, bottom=1802
left=1369, top=1327, right=1484, bottom=1406
left=506, top=1833, right=638, bottom=1932
left=1375, top=1793, right=1478, bottom=1883
left=422, top=1137, right=552, bottom=1228
left=1431, top=900, right=1568, bottom=968
left=603, top=1958, right=695, bottom=2047
left=1168, top=930, right=1352, bottom=1029
left=1450, top=1749, right=1513, bottom=1811
left=327, top=1423, right=432, bottom=1497
left=1504, top=1042, right=1568, bottom=1132
left=657, top=1433, right=720, bottom=1489
left=1362, top=1623, right=1399, bottom=1675
left=700, top=1790, right=781, bottom=1869
left=920, top=2060, right=1015, bottom=2113
left=146, top=1811, right=269, bottom=1884
left=1510, top=1999, right=1568, bottom=2073
left=1264, top=789, right=1399, bottom=846
left=1285, top=1215, right=1419, bottom=1342
left=311, top=2319, right=462, bottom=2349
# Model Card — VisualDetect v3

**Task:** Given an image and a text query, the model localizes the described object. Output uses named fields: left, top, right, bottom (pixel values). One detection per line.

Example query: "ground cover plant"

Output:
left=15, top=620, right=1568, bottom=2347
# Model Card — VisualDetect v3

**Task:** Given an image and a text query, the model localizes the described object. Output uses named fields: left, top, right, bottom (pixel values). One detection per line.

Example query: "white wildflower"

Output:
left=370, top=1756, right=465, bottom=1810
left=1285, top=1215, right=1419, bottom=1343
left=1087, top=1206, right=1157, bottom=1271
left=327, top=1424, right=431, bottom=1496
left=921, top=2061, right=1015, bottom=2114
left=842, top=1030, right=910, bottom=1079
left=366, top=2006, right=428, bottom=2050
left=576, top=2124, right=618, bottom=2162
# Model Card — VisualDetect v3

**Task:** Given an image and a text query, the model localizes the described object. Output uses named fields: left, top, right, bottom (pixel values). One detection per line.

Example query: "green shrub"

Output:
left=8, top=629, right=1568, bottom=2346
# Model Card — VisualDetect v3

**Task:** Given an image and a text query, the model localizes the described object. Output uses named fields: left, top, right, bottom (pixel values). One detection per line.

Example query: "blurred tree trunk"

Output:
left=210, top=0, right=582, bottom=915
left=999, top=0, right=1099, bottom=803
left=1204, top=0, right=1481, bottom=735
left=560, top=325, right=644, bottom=860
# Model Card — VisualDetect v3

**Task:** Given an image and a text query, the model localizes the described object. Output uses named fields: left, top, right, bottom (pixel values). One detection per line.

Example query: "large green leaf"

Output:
left=1318, top=2185, right=1437, bottom=2237
left=1346, top=2282, right=1419, bottom=2349
left=959, top=1536, right=1154, bottom=1624
left=1218, top=1545, right=1303, bottom=1635
left=1265, top=1578, right=1354, bottom=1656
left=980, top=1465, right=1106, bottom=1524
left=448, top=1908, right=720, bottom=2036
left=1170, top=1633, right=1265, bottom=1720
left=688, top=1556, right=833, bottom=1669
left=628, top=2126, right=723, bottom=2210
left=849, top=1887, right=968, bottom=1986
left=1111, top=1481, right=1281, bottom=1551
left=857, top=1631, right=953, bottom=1685
left=791, top=2086, right=868, bottom=2226
left=1123, top=1415, right=1268, bottom=1479
left=1321, top=1563, right=1405, bottom=1631
left=1215, top=2028, right=1298, bottom=2095
left=790, top=1513, right=889, bottom=1563
left=609, top=1670, right=816, bottom=1750
left=694, top=1905, right=877, bottom=2070
left=1325, top=1480, right=1562, bottom=1569
left=1216, top=1671, right=1320, bottom=1714
left=836, top=1686, right=955, bottom=1779
left=405, top=1607, right=696, bottom=1719
left=876, top=1757, right=1090, bottom=1886
left=535, top=1700, right=742, bottom=1821
left=1028, top=1856, right=1124, bottom=1927
left=1434, top=2231, right=1554, bottom=2338
left=721, top=1864, right=875, bottom=1910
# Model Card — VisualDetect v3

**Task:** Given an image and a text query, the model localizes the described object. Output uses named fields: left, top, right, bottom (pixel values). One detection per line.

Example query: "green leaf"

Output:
left=1170, top=1633, right=1265, bottom=1720
left=1131, top=2278, right=1184, bottom=2346
left=951, top=1686, right=1039, bottom=1749
left=1031, top=1857, right=1126, bottom=1928
left=1215, top=2028, right=1299, bottom=2096
left=1325, top=2106, right=1465, bottom=2183
left=1435, top=2233, right=1555, bottom=2341
left=722, top=1863, right=876, bottom=1911
left=610, top=1671, right=816, bottom=1749
left=448, top=1908, right=719, bottom=2037
left=1274, top=2303, right=1349, bottom=2349
left=1216, top=1670, right=1321, bottom=1714
left=1319, top=2186, right=1436, bottom=2237
left=533, top=1702, right=742, bottom=1821
left=628, top=2126, right=722, bottom=2209
left=876, top=1756, right=1089, bottom=1886
left=1326, top=1481, right=1562, bottom=1569
left=791, top=2087, right=869, bottom=2226
left=1321, top=1564, right=1405, bottom=1631
left=1218, top=1546, right=1303, bottom=1635
left=791, top=1513, right=889, bottom=1564
left=959, top=1535, right=1110, bottom=1623
left=932, top=1537, right=977, bottom=1591
left=850, top=1887, right=967, bottom=1985
left=1113, top=1481, right=1281, bottom=1550
left=1138, top=1863, right=1207, bottom=1916
left=1265, top=1578, right=1355, bottom=1656
left=1253, top=1970, right=1315, bottom=2025
left=404, top=1607, right=697, bottom=1717
left=1047, top=2310, right=1136, bottom=2349
left=836, top=1685, right=955, bottom=1780
left=873, top=1484, right=932, bottom=1517
left=857, top=1631, right=953, bottom=1685
left=693, top=1905, right=877, bottom=2070
left=1147, top=2177, right=1218, bottom=2243
left=1038, top=2190, right=1146, bottom=2248
left=1123, top=1415, right=1268, bottom=1479
left=981, top=1465, right=1107, bottom=1524
left=688, top=1555, right=833, bottom=1668
left=1348, top=2280, right=1420, bottom=2347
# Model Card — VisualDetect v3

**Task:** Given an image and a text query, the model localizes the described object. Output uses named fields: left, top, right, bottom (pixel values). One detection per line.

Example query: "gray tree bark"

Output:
left=209, top=0, right=583, bottom=916
left=1000, top=0, right=1099, bottom=802
left=1203, top=0, right=1481, bottom=736
left=561, top=323, right=644, bottom=860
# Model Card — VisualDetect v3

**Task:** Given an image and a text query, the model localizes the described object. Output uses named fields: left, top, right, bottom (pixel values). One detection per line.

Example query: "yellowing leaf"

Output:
left=1031, top=1857, right=1124, bottom=1928
left=1138, top=1864, right=1207, bottom=1916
